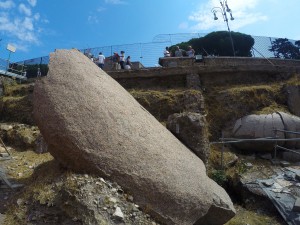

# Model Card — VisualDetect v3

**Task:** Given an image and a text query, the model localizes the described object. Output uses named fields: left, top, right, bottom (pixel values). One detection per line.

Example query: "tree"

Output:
left=269, top=38, right=300, bottom=59
left=168, top=31, right=254, bottom=57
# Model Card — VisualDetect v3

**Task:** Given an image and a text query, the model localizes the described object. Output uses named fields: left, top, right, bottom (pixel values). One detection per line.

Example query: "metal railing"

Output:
left=212, top=129, right=300, bottom=169
left=0, top=57, right=27, bottom=79
left=14, top=33, right=300, bottom=77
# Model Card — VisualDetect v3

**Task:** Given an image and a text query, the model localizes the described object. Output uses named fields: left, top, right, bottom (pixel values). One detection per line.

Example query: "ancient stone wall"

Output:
left=159, top=56, right=300, bottom=67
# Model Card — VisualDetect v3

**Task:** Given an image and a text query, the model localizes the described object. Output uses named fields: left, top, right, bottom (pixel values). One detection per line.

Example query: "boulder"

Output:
left=33, top=49, right=235, bottom=225
left=167, top=112, right=210, bottom=165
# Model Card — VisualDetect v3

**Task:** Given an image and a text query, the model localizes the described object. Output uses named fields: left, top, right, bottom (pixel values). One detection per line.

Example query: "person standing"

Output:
left=119, top=51, right=125, bottom=69
left=187, top=46, right=195, bottom=57
left=125, top=56, right=132, bottom=70
left=112, top=52, right=120, bottom=70
left=164, top=47, right=171, bottom=57
left=175, top=46, right=183, bottom=57
left=37, top=67, right=41, bottom=78
left=98, top=52, right=105, bottom=69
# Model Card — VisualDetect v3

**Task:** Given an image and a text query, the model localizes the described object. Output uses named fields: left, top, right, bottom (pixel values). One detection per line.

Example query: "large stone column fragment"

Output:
left=232, top=112, right=300, bottom=151
left=33, top=49, right=235, bottom=225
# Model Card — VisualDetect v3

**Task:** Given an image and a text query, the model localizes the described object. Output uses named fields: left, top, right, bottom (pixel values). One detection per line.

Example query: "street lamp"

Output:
left=211, top=0, right=235, bottom=57
left=6, top=44, right=16, bottom=73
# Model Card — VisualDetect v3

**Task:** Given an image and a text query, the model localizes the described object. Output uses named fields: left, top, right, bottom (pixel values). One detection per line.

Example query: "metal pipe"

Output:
left=275, top=145, right=300, bottom=155
left=274, top=129, right=300, bottom=135
left=211, top=137, right=300, bottom=145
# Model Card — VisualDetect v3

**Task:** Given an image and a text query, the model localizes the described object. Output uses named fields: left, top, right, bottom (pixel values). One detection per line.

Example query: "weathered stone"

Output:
left=286, top=85, right=300, bottom=117
left=113, top=207, right=124, bottom=220
left=186, top=73, right=201, bottom=90
left=33, top=49, right=235, bottom=225
left=232, top=112, right=300, bottom=152
left=167, top=112, right=210, bottom=165
left=0, top=123, right=40, bottom=149
left=35, top=134, right=48, bottom=153
left=183, top=90, right=205, bottom=113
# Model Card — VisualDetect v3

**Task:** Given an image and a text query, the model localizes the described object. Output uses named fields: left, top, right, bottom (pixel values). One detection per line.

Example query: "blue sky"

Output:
left=0, top=0, right=299, bottom=62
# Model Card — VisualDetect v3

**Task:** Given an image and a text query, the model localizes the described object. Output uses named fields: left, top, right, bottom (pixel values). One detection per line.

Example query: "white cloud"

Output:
left=23, top=17, right=34, bottom=30
left=97, top=7, right=106, bottom=12
left=88, top=15, right=99, bottom=24
left=0, top=0, right=47, bottom=53
left=27, top=0, right=37, bottom=7
left=0, top=13, right=39, bottom=45
left=0, top=0, right=15, bottom=9
left=33, top=13, right=40, bottom=21
left=19, top=3, right=32, bottom=16
left=105, top=0, right=126, bottom=5
left=187, top=0, right=268, bottom=32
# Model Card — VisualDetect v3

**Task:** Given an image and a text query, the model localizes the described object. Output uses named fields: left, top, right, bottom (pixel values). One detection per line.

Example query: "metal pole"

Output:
left=220, top=0, right=235, bottom=57
left=225, top=20, right=235, bottom=57
left=6, top=51, right=11, bottom=75
left=221, top=131, right=224, bottom=169
left=0, top=137, right=11, bottom=157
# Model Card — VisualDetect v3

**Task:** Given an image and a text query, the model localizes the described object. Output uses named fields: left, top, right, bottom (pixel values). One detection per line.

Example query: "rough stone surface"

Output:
left=186, top=74, right=201, bottom=90
left=232, top=112, right=300, bottom=151
left=33, top=49, right=235, bottom=225
left=167, top=112, right=210, bottom=165
left=183, top=90, right=205, bottom=113
left=35, top=134, right=48, bottom=153
left=286, top=85, right=300, bottom=117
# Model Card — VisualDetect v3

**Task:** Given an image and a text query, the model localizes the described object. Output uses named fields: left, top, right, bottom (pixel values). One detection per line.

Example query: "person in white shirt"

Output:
left=98, top=52, right=105, bottom=69
left=125, top=56, right=133, bottom=70
left=164, top=47, right=171, bottom=57
left=187, top=46, right=195, bottom=57
left=119, top=51, right=125, bottom=69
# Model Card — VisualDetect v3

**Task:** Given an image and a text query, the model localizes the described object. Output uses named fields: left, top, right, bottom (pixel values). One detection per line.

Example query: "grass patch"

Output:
left=129, top=89, right=203, bottom=122
left=225, top=205, right=282, bottom=225
left=204, top=83, right=286, bottom=140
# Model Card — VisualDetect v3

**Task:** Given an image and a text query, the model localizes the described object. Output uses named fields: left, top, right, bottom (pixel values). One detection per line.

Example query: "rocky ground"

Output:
left=0, top=147, right=161, bottom=225
left=0, top=135, right=289, bottom=225
left=2, top=72, right=300, bottom=224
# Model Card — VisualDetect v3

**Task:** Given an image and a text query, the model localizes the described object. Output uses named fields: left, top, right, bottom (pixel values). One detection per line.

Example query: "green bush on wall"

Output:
left=168, top=31, right=255, bottom=57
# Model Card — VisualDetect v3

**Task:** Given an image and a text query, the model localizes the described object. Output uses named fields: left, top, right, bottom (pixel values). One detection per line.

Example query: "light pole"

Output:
left=6, top=44, right=16, bottom=74
left=211, top=0, right=235, bottom=57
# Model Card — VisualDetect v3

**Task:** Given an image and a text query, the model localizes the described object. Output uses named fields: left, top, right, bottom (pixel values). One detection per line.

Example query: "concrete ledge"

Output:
left=158, top=56, right=300, bottom=68
left=108, top=64, right=300, bottom=79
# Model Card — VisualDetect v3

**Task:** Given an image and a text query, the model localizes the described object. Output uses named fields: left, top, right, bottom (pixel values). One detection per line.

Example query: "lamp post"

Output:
left=6, top=44, right=16, bottom=74
left=211, top=0, right=235, bottom=57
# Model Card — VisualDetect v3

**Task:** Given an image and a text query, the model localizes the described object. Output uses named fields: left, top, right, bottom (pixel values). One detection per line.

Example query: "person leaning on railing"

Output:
left=164, top=47, right=171, bottom=57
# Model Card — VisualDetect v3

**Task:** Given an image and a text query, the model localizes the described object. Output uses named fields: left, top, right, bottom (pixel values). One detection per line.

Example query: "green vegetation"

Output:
left=24, top=64, right=48, bottom=78
left=210, top=169, right=227, bottom=186
left=0, top=82, right=34, bottom=125
left=168, top=31, right=254, bottom=57
left=269, top=38, right=300, bottom=59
